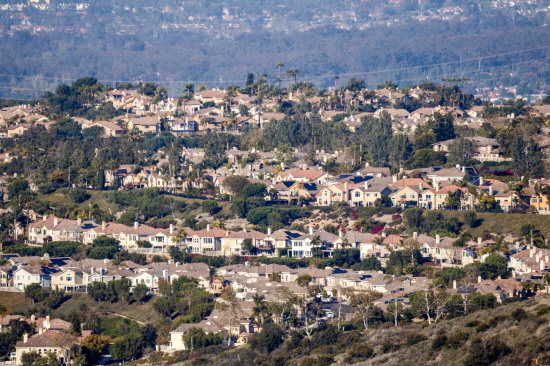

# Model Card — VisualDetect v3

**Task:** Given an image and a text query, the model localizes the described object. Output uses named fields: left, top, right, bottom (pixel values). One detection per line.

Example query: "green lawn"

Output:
left=440, top=211, right=550, bottom=238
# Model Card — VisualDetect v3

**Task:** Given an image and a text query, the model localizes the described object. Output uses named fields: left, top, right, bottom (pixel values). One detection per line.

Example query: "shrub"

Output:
left=537, top=306, right=550, bottom=316
left=511, top=308, right=528, bottom=321
left=431, top=332, right=448, bottom=351
left=465, top=320, right=480, bottom=327
left=344, top=343, right=374, bottom=364
left=405, top=332, right=427, bottom=346
left=475, top=322, right=491, bottom=333
left=446, top=330, right=469, bottom=349
left=249, top=324, right=283, bottom=353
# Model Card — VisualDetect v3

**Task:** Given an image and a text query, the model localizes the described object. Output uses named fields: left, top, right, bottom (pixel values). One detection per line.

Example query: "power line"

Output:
left=0, top=45, right=548, bottom=86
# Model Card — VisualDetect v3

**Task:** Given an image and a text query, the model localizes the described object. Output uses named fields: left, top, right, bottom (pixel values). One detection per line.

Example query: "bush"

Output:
left=431, top=331, right=448, bottom=351
left=446, top=330, right=469, bottom=349
left=405, top=332, right=427, bottom=346
left=511, top=308, right=528, bottom=321
left=475, top=322, right=491, bottom=333
left=69, top=188, right=91, bottom=203
left=536, top=306, right=550, bottom=316
left=465, top=320, right=480, bottom=327
left=249, top=324, right=283, bottom=353
left=344, top=343, right=374, bottom=363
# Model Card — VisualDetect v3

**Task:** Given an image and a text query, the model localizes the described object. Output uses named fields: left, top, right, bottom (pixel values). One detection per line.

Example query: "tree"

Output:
left=463, top=211, right=478, bottom=227
left=82, top=335, right=109, bottom=364
left=448, top=137, right=477, bottom=165
left=201, top=200, right=218, bottom=215
left=389, top=134, right=413, bottom=169
left=182, top=328, right=223, bottom=351
left=132, top=284, right=149, bottom=304
left=249, top=323, right=284, bottom=353
left=111, top=333, right=144, bottom=361
left=222, top=176, right=249, bottom=196
left=349, top=289, right=383, bottom=329
left=25, top=283, right=46, bottom=304
left=241, top=238, right=255, bottom=255
left=217, top=288, right=243, bottom=340
left=296, top=273, right=313, bottom=288
left=71, top=313, right=81, bottom=336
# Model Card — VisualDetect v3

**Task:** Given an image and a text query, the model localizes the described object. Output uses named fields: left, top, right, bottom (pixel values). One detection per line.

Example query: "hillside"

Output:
left=0, top=292, right=162, bottom=324
left=440, top=211, right=550, bottom=239
left=169, top=295, right=550, bottom=366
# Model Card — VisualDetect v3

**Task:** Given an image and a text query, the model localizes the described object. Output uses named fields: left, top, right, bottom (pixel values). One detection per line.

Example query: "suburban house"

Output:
left=87, top=121, right=122, bottom=137
left=13, top=266, right=59, bottom=290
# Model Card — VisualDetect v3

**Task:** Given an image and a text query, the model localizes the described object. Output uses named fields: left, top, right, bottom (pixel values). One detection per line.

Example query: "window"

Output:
left=203, top=238, right=213, bottom=244
left=366, top=193, right=370, bottom=197
left=60, top=277, right=64, bottom=281
left=355, top=192, right=360, bottom=198
left=403, top=193, right=407, bottom=198
left=66, top=276, right=72, bottom=281
left=540, top=197, right=543, bottom=203
left=324, top=191, right=327, bottom=196
left=374, top=194, right=378, bottom=197
left=438, top=195, right=442, bottom=199
left=533, top=198, right=538, bottom=203
left=410, top=193, right=415, bottom=199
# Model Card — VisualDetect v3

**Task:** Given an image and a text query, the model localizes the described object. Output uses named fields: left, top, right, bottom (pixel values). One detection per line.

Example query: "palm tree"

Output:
left=277, top=62, right=285, bottom=81
left=292, top=69, right=300, bottom=84
left=285, top=69, right=293, bottom=88
left=275, top=77, right=282, bottom=89
left=334, top=75, right=340, bottom=90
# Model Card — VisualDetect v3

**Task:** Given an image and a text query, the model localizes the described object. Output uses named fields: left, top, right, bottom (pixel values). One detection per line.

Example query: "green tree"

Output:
left=448, top=137, right=477, bottom=165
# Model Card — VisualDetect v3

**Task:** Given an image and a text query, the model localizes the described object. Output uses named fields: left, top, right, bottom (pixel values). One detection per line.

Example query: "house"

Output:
left=426, top=166, right=478, bottom=185
left=7, top=124, right=32, bottom=138
left=13, top=266, right=59, bottom=290
left=169, top=117, right=198, bottom=136
left=182, top=100, right=202, bottom=114
left=127, top=117, right=161, bottom=134
left=194, top=89, right=226, bottom=104
left=28, top=217, right=98, bottom=244
left=433, top=137, right=505, bottom=162
left=185, top=225, right=225, bottom=254
left=168, top=320, right=225, bottom=351
left=276, top=168, right=329, bottom=184
left=0, top=265, right=14, bottom=287
left=221, top=229, right=267, bottom=256
left=354, top=164, right=391, bottom=178
left=389, top=183, right=435, bottom=209
left=87, top=121, right=122, bottom=137
left=50, top=268, right=85, bottom=291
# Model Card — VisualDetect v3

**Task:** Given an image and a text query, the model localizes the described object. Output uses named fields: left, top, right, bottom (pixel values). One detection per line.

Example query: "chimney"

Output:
left=207, top=224, right=211, bottom=232
left=489, top=186, right=493, bottom=196
left=339, top=230, right=343, bottom=238
left=242, top=227, right=246, bottom=233
left=436, top=182, right=441, bottom=191
left=364, top=180, right=370, bottom=189
left=23, top=333, right=28, bottom=343
left=134, top=221, right=139, bottom=229
left=479, top=177, right=484, bottom=186
left=162, top=269, right=168, bottom=279
left=169, top=224, right=174, bottom=234
left=176, top=262, right=180, bottom=267
left=478, top=237, right=482, bottom=245
left=42, top=216, right=46, bottom=221
left=497, top=275, right=501, bottom=280
left=419, top=182, right=423, bottom=190
left=309, top=227, right=314, bottom=235
left=267, top=227, right=272, bottom=235
left=462, top=166, right=465, bottom=173
left=102, top=221, right=106, bottom=231
left=392, top=175, right=397, bottom=183
left=436, top=234, right=440, bottom=244
left=45, top=316, right=50, bottom=328
left=413, top=232, right=418, bottom=240
left=54, top=217, right=58, bottom=226
left=453, top=280, right=457, bottom=290
left=536, top=254, right=540, bottom=262
left=541, top=261, right=545, bottom=271
left=91, top=267, right=94, bottom=275
left=477, top=276, right=482, bottom=283
left=530, top=248, right=536, bottom=257
left=512, top=269, right=516, bottom=278
left=77, top=218, right=82, bottom=225
left=31, top=315, right=35, bottom=322
left=225, top=231, right=229, bottom=236
left=456, top=164, right=461, bottom=169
